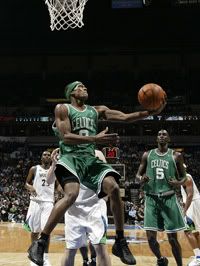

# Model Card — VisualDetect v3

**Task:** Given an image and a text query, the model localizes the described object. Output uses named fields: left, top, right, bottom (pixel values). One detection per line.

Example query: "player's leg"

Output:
left=192, top=232, right=200, bottom=265
left=81, top=157, right=135, bottom=264
left=185, top=231, right=200, bottom=252
left=87, top=215, right=110, bottom=266
left=185, top=230, right=200, bottom=266
left=85, top=194, right=108, bottom=266
left=88, top=242, right=97, bottom=266
left=188, top=201, right=200, bottom=262
left=167, top=233, right=182, bottom=266
left=93, top=244, right=111, bottom=266
left=61, top=248, right=77, bottom=266
left=144, top=195, right=168, bottom=266
left=102, top=176, right=124, bottom=232
left=196, top=232, right=200, bottom=248
left=42, top=166, right=80, bottom=235
left=31, top=232, right=39, bottom=242
left=26, top=201, right=42, bottom=265
left=146, top=230, right=160, bottom=257
left=162, top=195, right=185, bottom=266
left=40, top=202, right=54, bottom=266
left=25, top=201, right=40, bottom=241
left=146, top=230, right=168, bottom=265
left=195, top=232, right=200, bottom=248
left=30, top=232, right=40, bottom=266
left=65, top=206, right=88, bottom=266
left=79, top=246, right=90, bottom=266
left=28, top=166, right=80, bottom=265
left=102, top=175, right=136, bottom=265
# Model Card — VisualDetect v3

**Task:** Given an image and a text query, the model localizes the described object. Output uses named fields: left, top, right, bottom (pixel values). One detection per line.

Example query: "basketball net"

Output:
left=45, top=0, right=88, bottom=30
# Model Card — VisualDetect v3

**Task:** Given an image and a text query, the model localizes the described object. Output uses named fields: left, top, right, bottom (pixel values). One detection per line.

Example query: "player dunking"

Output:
left=136, top=129, right=187, bottom=266
left=25, top=150, right=56, bottom=266
left=28, top=81, right=166, bottom=266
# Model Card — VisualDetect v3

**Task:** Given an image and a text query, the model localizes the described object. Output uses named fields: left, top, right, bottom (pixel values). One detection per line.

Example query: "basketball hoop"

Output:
left=44, top=0, right=88, bottom=30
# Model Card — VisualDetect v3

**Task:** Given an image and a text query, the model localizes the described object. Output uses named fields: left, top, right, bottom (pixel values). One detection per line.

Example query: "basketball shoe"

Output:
left=30, top=262, right=38, bottom=266
left=43, top=258, right=51, bottom=266
left=89, top=257, right=96, bottom=266
left=157, top=257, right=169, bottom=266
left=28, top=239, right=47, bottom=266
left=112, top=237, right=136, bottom=265
left=83, top=260, right=89, bottom=266
left=43, top=253, right=51, bottom=266
left=188, top=257, right=200, bottom=266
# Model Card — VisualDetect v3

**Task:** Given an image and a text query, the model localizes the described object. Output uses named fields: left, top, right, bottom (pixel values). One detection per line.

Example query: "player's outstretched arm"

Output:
left=95, top=102, right=166, bottom=123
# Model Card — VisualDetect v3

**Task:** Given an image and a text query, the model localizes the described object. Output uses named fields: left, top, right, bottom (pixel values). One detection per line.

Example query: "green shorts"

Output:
left=57, top=152, right=120, bottom=195
left=144, top=193, right=186, bottom=233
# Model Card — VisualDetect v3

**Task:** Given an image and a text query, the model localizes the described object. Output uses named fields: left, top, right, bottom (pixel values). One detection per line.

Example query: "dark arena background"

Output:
left=0, top=1, right=200, bottom=265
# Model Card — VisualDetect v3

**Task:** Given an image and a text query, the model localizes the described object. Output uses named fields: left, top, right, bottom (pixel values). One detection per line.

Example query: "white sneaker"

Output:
left=188, top=258, right=200, bottom=266
left=43, top=259, right=52, bottom=266
left=30, top=262, right=38, bottom=266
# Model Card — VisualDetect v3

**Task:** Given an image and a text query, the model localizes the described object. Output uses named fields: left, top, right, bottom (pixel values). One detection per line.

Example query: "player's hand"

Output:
left=168, top=178, right=177, bottom=186
left=29, top=187, right=37, bottom=197
left=148, top=99, right=167, bottom=115
left=51, top=148, right=59, bottom=164
left=168, top=177, right=184, bottom=187
left=139, top=175, right=149, bottom=184
left=95, top=127, right=119, bottom=144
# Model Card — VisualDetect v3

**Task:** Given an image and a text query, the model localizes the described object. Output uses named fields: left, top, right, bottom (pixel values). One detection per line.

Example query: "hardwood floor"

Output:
left=0, top=222, right=192, bottom=266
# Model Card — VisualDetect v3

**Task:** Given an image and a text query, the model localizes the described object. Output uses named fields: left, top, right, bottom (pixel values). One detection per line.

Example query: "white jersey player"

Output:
left=25, top=150, right=56, bottom=266
left=62, top=149, right=111, bottom=266
left=181, top=164, right=200, bottom=266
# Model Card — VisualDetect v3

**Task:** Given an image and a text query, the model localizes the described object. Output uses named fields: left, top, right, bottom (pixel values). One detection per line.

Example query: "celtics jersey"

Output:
left=52, top=104, right=98, bottom=155
left=144, top=148, right=177, bottom=194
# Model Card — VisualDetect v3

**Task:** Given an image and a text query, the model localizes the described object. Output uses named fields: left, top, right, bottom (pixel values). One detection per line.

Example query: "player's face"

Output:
left=157, top=130, right=170, bottom=144
left=41, top=151, right=51, bottom=164
left=73, top=84, right=88, bottom=101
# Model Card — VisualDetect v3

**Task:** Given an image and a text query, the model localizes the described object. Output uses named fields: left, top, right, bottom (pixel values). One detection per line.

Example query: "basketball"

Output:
left=138, top=83, right=166, bottom=110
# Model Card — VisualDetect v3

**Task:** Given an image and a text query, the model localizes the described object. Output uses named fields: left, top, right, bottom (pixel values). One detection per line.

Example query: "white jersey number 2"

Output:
left=42, top=179, right=49, bottom=186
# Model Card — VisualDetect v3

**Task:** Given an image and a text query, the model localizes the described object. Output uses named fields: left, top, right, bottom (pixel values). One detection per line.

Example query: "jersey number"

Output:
left=156, top=168, right=164, bottom=179
left=42, top=179, right=46, bottom=186
left=79, top=130, right=89, bottom=147
left=79, top=129, right=89, bottom=136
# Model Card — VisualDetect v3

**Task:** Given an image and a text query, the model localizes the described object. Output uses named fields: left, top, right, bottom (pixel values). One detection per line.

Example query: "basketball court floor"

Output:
left=0, top=222, right=191, bottom=265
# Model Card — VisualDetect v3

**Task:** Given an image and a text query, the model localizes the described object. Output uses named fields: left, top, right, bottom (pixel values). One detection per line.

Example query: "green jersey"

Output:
left=53, top=104, right=98, bottom=156
left=144, top=148, right=177, bottom=194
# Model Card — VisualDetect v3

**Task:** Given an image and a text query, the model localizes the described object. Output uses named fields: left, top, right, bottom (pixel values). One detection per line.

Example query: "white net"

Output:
left=45, top=0, right=88, bottom=31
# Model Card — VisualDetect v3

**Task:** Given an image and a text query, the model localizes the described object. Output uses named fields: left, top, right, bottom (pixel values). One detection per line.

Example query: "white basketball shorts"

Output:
left=186, top=199, right=200, bottom=231
left=26, top=200, right=54, bottom=233
left=64, top=200, right=107, bottom=249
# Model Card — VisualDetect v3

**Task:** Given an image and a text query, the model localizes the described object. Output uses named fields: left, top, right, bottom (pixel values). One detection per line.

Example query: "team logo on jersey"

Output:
left=39, top=173, right=47, bottom=178
left=151, top=159, right=169, bottom=169
left=72, top=117, right=95, bottom=131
